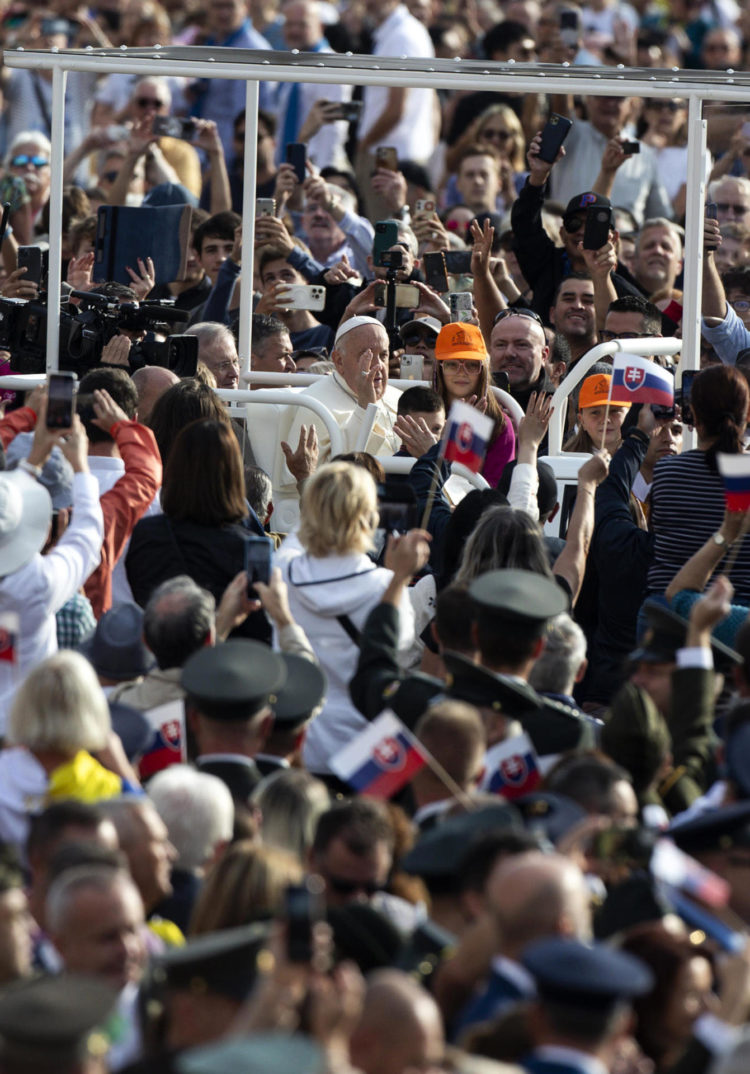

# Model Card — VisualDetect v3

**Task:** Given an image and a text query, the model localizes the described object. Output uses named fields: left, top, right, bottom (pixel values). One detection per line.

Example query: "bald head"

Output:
left=131, top=366, right=180, bottom=426
left=350, top=969, right=445, bottom=1074
left=486, top=851, right=592, bottom=959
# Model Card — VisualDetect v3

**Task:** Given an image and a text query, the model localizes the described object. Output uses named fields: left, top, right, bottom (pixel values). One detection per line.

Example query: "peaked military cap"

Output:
left=181, top=640, right=286, bottom=720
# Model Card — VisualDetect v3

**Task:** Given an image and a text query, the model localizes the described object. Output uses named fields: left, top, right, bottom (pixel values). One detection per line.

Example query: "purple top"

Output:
left=483, top=417, right=516, bottom=487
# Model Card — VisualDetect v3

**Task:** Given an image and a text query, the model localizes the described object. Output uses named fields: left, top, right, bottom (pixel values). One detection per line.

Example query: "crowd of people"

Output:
left=4, top=0, right=750, bottom=1073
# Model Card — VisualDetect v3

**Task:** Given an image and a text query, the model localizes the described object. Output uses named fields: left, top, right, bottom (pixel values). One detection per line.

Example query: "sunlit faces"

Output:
left=252, top=330, right=296, bottom=374
left=455, top=153, right=500, bottom=213
left=195, top=236, right=235, bottom=282
left=634, top=225, right=683, bottom=294
left=489, top=315, right=548, bottom=389
left=440, top=358, right=483, bottom=400
left=332, top=323, right=390, bottom=400
left=550, top=278, right=596, bottom=341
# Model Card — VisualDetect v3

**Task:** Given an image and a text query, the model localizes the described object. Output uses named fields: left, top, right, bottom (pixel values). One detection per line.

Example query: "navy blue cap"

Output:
left=401, top=802, right=523, bottom=878
left=79, top=602, right=154, bottom=681
left=669, top=800, right=750, bottom=855
left=523, top=937, right=654, bottom=1009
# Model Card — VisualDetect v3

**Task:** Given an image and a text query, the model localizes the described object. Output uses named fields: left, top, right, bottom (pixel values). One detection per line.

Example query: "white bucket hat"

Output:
left=0, top=470, right=52, bottom=576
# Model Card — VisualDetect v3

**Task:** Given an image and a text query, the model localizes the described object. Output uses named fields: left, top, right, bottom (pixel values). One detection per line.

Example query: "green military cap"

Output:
left=0, top=974, right=118, bottom=1068
left=181, top=640, right=286, bottom=720
left=326, top=903, right=403, bottom=973
left=272, top=654, right=327, bottom=725
left=669, top=800, right=750, bottom=855
left=631, top=600, right=742, bottom=673
left=515, top=792, right=588, bottom=844
left=468, top=569, right=568, bottom=639
left=401, top=802, right=523, bottom=879
left=149, top=922, right=271, bottom=1002
left=178, top=1032, right=325, bottom=1074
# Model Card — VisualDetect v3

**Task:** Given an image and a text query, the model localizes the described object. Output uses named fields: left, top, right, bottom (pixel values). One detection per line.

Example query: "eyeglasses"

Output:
left=101, top=170, right=119, bottom=184
left=482, top=128, right=512, bottom=141
left=442, top=359, right=482, bottom=373
left=732, top=299, right=750, bottom=312
left=10, top=154, right=49, bottom=168
left=494, top=307, right=544, bottom=326
left=600, top=330, right=650, bottom=341
left=716, top=202, right=749, bottom=216
left=325, top=875, right=384, bottom=897
left=135, top=97, right=165, bottom=109
left=401, top=329, right=437, bottom=347
left=649, top=100, right=685, bottom=112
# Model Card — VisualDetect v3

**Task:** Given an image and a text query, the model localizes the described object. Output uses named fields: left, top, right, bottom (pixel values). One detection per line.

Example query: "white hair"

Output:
left=708, top=175, right=750, bottom=200
left=46, top=865, right=139, bottom=935
left=191, top=321, right=237, bottom=357
left=8, top=651, right=111, bottom=753
left=147, top=765, right=234, bottom=871
left=5, top=130, right=51, bottom=169
left=528, top=613, right=587, bottom=696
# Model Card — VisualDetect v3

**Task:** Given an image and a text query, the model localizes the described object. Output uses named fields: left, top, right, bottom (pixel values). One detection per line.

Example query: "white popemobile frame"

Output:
left=0, top=45, right=746, bottom=504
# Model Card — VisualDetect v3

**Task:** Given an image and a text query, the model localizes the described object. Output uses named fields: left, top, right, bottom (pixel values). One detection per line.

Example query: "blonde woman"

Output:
left=190, top=841, right=303, bottom=934
left=275, top=461, right=417, bottom=776
left=443, top=104, right=528, bottom=211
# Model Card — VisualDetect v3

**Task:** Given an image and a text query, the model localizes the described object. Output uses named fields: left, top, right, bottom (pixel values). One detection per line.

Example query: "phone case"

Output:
left=538, top=114, right=573, bottom=163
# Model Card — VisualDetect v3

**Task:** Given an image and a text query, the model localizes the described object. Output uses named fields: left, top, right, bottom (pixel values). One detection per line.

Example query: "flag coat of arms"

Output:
left=0, top=612, right=19, bottom=665
left=330, top=710, right=428, bottom=798
left=442, top=399, right=495, bottom=474
left=717, top=453, right=750, bottom=512
left=610, top=353, right=674, bottom=407
left=481, top=732, right=541, bottom=800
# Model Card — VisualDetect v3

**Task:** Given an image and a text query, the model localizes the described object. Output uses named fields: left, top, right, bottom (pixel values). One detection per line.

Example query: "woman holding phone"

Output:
left=433, top=321, right=516, bottom=486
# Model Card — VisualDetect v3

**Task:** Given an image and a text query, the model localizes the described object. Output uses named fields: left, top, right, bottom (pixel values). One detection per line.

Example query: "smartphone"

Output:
left=373, top=281, right=421, bottom=308
left=255, top=197, right=276, bottom=218
left=377, top=481, right=418, bottom=533
left=17, top=245, right=44, bottom=286
left=423, top=251, right=449, bottom=293
left=46, top=371, right=77, bottom=429
left=336, top=100, right=362, bottom=122
left=444, top=249, right=473, bottom=275
left=277, top=283, right=326, bottom=311
left=415, top=198, right=436, bottom=214
left=706, top=201, right=718, bottom=220
left=583, top=207, right=612, bottom=250
left=621, top=140, right=640, bottom=155
left=492, top=370, right=510, bottom=392
left=244, top=534, right=273, bottom=596
left=559, top=7, right=580, bottom=47
left=286, top=142, right=307, bottom=183
left=400, top=354, right=424, bottom=380
left=373, top=220, right=400, bottom=267
left=679, top=369, right=697, bottom=426
left=284, top=880, right=324, bottom=963
left=449, top=291, right=473, bottom=318
left=152, top=115, right=197, bottom=141
left=375, top=145, right=398, bottom=171
left=537, top=113, right=573, bottom=164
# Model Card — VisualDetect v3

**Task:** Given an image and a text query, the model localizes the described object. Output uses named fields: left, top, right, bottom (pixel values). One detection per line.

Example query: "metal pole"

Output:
left=238, top=80, right=260, bottom=373
left=45, top=64, right=67, bottom=373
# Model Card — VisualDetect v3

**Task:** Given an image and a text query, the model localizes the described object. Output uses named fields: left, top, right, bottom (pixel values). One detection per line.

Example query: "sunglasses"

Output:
left=401, top=329, right=437, bottom=347
left=716, top=202, right=749, bottom=215
left=135, top=97, right=165, bottom=108
left=494, top=307, right=544, bottom=326
left=325, top=875, right=384, bottom=897
left=600, top=330, right=650, bottom=341
left=10, top=154, right=49, bottom=168
left=649, top=100, right=685, bottom=112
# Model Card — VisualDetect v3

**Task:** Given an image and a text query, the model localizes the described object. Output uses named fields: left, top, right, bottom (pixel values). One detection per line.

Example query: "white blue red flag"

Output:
left=481, top=732, right=541, bottom=800
left=717, top=454, right=750, bottom=512
left=330, top=710, right=428, bottom=798
left=442, top=400, right=494, bottom=474
left=610, top=354, right=674, bottom=407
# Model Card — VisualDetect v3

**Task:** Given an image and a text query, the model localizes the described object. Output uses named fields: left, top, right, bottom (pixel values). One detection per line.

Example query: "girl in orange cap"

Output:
left=564, top=372, right=630, bottom=455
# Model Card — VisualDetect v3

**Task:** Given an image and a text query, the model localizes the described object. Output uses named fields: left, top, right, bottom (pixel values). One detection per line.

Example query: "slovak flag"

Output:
left=330, top=710, right=428, bottom=798
left=717, top=453, right=750, bottom=511
left=610, top=353, right=674, bottom=407
left=442, top=400, right=495, bottom=474
left=481, top=732, right=541, bottom=801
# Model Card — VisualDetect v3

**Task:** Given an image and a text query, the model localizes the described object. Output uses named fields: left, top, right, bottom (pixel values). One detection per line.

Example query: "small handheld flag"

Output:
left=717, top=453, right=750, bottom=512
left=610, top=354, right=674, bottom=408
left=0, top=612, right=19, bottom=665
left=330, top=710, right=428, bottom=799
left=442, top=400, right=495, bottom=475
left=481, top=731, right=541, bottom=801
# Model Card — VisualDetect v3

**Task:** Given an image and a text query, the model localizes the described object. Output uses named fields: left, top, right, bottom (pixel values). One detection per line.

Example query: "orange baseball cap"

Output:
left=578, top=373, right=630, bottom=409
left=435, top=322, right=488, bottom=362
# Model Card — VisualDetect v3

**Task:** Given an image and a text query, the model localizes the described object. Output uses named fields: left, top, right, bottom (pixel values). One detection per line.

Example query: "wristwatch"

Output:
left=712, top=531, right=730, bottom=548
